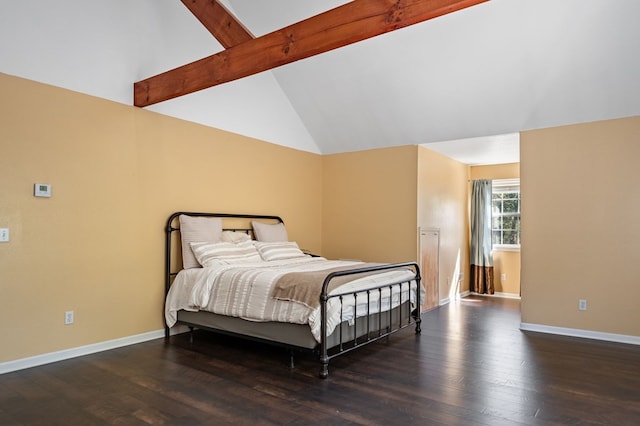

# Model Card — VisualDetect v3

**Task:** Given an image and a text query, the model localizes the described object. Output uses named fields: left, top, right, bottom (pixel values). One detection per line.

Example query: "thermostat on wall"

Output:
left=34, top=183, right=52, bottom=197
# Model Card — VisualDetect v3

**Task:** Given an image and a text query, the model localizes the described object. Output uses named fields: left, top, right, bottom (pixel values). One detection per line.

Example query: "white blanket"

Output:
left=165, top=256, right=418, bottom=342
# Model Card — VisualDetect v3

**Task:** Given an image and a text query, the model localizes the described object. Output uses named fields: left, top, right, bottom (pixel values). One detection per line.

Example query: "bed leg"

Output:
left=319, top=357, right=329, bottom=379
left=188, top=326, right=194, bottom=344
left=411, top=307, right=422, bottom=334
left=289, top=350, right=295, bottom=370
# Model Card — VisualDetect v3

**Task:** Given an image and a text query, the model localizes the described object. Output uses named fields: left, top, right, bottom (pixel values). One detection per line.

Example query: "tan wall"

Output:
left=322, top=146, right=418, bottom=263
left=0, top=74, right=323, bottom=362
left=491, top=251, right=521, bottom=295
left=322, top=145, right=471, bottom=302
left=470, top=163, right=521, bottom=295
left=521, top=116, right=640, bottom=337
left=470, top=163, right=519, bottom=181
left=417, top=147, right=470, bottom=301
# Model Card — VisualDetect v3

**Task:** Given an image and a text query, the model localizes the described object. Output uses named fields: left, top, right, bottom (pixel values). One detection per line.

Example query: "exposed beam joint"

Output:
left=180, top=0, right=254, bottom=48
left=135, top=0, right=488, bottom=107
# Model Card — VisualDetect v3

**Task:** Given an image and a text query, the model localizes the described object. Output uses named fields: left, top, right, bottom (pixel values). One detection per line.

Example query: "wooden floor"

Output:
left=2, top=297, right=640, bottom=425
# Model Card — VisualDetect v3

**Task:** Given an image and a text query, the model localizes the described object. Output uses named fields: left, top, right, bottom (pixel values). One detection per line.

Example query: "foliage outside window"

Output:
left=492, top=179, right=520, bottom=248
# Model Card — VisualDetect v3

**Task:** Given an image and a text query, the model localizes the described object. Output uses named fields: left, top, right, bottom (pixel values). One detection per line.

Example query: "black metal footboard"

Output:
left=319, top=262, right=422, bottom=378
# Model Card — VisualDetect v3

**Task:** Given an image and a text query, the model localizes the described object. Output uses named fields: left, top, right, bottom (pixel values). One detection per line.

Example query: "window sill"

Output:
left=492, top=245, right=521, bottom=253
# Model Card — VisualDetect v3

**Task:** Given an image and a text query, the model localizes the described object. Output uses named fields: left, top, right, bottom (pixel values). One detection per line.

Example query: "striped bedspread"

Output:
left=165, top=256, right=418, bottom=342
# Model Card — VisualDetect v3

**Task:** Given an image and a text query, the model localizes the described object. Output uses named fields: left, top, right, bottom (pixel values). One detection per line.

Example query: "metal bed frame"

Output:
left=165, top=212, right=422, bottom=378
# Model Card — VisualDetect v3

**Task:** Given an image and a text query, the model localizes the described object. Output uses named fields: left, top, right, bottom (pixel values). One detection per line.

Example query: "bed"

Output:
left=164, top=212, right=422, bottom=378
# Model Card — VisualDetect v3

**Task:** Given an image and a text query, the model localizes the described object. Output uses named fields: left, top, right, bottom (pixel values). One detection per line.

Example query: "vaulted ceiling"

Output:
left=134, top=0, right=487, bottom=108
left=2, top=1, right=639, bottom=164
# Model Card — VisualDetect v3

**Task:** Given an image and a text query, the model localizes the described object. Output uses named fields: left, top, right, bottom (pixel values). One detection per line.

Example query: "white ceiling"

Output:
left=425, top=133, right=519, bottom=166
left=2, top=0, right=639, bottom=165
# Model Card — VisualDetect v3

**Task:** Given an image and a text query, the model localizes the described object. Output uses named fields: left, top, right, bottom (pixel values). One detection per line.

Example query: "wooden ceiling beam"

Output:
left=180, top=0, right=254, bottom=48
left=135, top=0, right=488, bottom=107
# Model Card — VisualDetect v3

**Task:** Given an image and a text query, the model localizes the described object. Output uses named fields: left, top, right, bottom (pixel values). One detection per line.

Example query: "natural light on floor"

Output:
left=449, top=249, right=462, bottom=302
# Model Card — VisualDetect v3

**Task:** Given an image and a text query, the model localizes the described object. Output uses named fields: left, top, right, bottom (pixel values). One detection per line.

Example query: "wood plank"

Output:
left=134, top=0, right=488, bottom=107
left=180, top=0, right=254, bottom=48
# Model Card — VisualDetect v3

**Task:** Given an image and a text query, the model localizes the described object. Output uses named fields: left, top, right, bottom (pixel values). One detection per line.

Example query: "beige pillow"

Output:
left=254, top=241, right=307, bottom=261
left=252, top=221, right=288, bottom=242
left=190, top=240, right=263, bottom=266
left=221, top=230, right=251, bottom=243
left=179, top=215, right=223, bottom=268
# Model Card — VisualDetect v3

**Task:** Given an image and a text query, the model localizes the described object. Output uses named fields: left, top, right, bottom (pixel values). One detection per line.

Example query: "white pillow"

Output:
left=252, top=221, right=288, bottom=242
left=190, top=240, right=263, bottom=267
left=254, top=241, right=307, bottom=261
left=221, top=230, right=251, bottom=243
left=179, top=215, right=223, bottom=269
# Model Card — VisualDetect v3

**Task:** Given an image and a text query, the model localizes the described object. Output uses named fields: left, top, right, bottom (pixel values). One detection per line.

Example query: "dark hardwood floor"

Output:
left=2, top=296, right=639, bottom=425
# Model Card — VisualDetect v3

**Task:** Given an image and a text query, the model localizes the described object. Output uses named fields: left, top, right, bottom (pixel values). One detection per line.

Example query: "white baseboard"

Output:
left=520, top=322, right=640, bottom=346
left=0, top=326, right=189, bottom=375
left=439, top=290, right=471, bottom=306
left=469, top=291, right=521, bottom=299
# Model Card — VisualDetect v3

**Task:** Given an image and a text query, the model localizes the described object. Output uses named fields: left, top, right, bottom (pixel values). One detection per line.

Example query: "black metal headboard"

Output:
left=164, top=212, right=284, bottom=295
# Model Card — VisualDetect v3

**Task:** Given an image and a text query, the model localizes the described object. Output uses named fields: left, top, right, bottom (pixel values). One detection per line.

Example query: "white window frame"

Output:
left=492, top=178, right=520, bottom=252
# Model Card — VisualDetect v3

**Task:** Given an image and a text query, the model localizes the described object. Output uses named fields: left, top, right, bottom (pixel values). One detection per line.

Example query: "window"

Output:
left=492, top=179, right=520, bottom=249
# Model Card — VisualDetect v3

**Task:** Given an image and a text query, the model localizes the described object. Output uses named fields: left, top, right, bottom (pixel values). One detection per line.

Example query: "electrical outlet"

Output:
left=0, top=228, right=8, bottom=242
left=65, top=311, right=74, bottom=325
left=501, top=273, right=507, bottom=282
left=578, top=299, right=587, bottom=311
